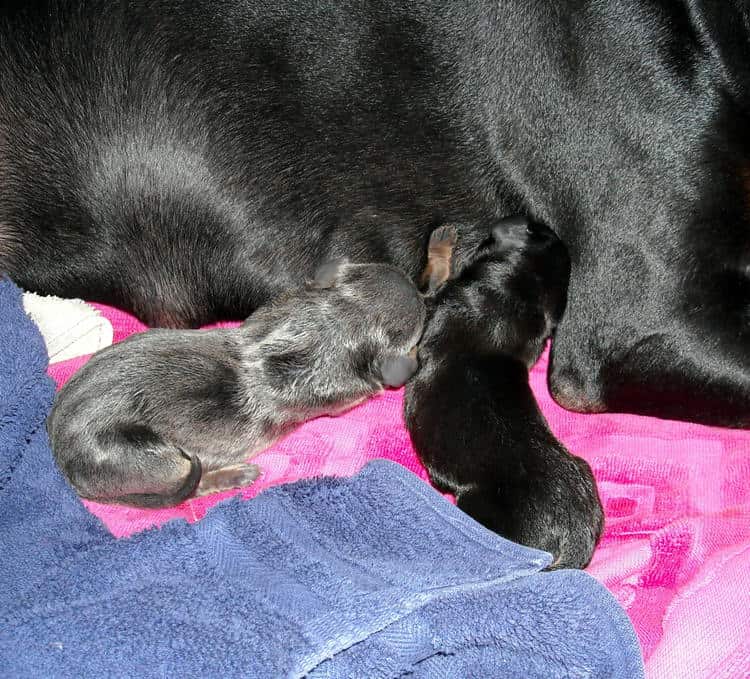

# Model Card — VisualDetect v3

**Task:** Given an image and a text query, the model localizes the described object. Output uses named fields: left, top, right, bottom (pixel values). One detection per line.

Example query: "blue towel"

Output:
left=0, top=277, right=644, bottom=678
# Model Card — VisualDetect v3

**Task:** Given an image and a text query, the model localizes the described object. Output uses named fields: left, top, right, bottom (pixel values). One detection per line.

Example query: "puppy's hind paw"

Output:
left=456, top=455, right=604, bottom=571
left=194, top=463, right=261, bottom=497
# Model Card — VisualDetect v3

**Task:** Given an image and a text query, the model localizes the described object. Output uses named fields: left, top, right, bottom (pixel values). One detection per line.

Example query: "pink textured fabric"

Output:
left=47, top=303, right=750, bottom=679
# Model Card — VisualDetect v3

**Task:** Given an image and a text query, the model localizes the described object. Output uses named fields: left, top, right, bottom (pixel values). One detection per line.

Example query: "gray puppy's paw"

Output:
left=194, top=462, right=261, bottom=496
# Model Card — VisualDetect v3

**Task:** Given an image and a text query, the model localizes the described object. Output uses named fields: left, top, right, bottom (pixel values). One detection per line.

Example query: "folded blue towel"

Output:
left=0, top=277, right=644, bottom=678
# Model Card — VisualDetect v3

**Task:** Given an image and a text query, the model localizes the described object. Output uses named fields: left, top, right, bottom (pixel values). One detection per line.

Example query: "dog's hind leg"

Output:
left=59, top=424, right=202, bottom=508
left=549, top=254, right=750, bottom=427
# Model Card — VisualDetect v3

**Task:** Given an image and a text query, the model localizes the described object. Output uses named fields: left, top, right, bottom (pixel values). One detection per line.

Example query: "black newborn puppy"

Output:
left=405, top=220, right=604, bottom=569
left=48, top=261, right=424, bottom=508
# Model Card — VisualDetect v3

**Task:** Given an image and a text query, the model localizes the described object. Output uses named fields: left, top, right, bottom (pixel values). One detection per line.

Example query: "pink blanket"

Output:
left=48, top=304, right=750, bottom=679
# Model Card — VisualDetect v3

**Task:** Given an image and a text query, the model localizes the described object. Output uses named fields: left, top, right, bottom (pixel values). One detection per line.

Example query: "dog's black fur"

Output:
left=1, top=0, right=749, bottom=426
left=405, top=220, right=603, bottom=569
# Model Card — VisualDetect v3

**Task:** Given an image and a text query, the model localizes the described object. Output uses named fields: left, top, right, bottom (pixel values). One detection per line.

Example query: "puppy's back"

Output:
left=405, top=352, right=539, bottom=488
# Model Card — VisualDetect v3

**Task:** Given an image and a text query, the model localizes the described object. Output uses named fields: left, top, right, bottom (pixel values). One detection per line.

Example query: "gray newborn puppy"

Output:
left=48, top=261, right=425, bottom=508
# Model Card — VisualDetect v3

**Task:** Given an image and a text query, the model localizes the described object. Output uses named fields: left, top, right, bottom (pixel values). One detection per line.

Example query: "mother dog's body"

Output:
left=1, top=0, right=748, bottom=426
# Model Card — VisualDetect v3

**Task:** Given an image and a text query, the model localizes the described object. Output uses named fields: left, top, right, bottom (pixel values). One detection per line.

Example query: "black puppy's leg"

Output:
left=59, top=424, right=202, bottom=508
left=405, top=356, right=604, bottom=569
left=455, top=448, right=604, bottom=571
left=194, top=463, right=261, bottom=496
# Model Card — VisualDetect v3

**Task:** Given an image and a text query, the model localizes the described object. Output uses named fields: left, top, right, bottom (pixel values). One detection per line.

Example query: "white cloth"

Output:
left=22, top=292, right=113, bottom=364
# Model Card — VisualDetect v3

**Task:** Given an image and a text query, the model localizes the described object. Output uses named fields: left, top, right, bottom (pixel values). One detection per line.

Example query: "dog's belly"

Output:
left=0, top=0, right=748, bottom=425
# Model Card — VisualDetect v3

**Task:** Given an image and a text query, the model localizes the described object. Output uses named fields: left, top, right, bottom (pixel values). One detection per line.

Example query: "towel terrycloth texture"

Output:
left=43, top=296, right=750, bottom=679
left=0, top=275, right=643, bottom=678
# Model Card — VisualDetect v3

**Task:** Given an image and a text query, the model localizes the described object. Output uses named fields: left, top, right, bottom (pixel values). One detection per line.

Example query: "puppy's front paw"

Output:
left=194, top=463, right=261, bottom=496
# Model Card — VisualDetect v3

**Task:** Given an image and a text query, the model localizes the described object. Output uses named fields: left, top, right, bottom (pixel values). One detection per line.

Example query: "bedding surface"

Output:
left=2, top=277, right=643, bottom=678
left=44, top=300, right=750, bottom=679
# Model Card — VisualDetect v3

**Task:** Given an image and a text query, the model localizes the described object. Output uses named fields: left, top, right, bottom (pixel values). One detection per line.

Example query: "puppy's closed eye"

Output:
left=491, top=216, right=531, bottom=249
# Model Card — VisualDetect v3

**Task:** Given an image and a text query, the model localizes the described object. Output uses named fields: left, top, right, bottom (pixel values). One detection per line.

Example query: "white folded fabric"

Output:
left=22, top=292, right=113, bottom=364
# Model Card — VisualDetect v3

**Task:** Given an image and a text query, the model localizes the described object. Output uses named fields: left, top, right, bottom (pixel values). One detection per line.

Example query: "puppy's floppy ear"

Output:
left=377, top=354, right=419, bottom=388
left=309, top=258, right=350, bottom=289
left=420, top=224, right=458, bottom=294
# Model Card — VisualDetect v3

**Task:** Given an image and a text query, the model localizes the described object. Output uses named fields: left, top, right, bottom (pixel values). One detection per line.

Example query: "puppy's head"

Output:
left=310, top=259, right=424, bottom=327
left=494, top=217, right=570, bottom=324
left=429, top=217, right=571, bottom=329
left=309, top=259, right=426, bottom=388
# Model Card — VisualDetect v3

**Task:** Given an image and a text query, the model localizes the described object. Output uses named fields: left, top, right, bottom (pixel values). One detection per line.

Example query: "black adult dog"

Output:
left=1, top=0, right=748, bottom=427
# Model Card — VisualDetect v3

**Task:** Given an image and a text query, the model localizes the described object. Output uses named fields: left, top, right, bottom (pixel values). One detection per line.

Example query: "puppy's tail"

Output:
left=61, top=424, right=204, bottom=509
left=111, top=449, right=202, bottom=509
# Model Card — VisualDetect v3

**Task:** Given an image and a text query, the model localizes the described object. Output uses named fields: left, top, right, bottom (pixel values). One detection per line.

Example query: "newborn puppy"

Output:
left=405, top=220, right=604, bottom=569
left=48, top=261, right=424, bottom=508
